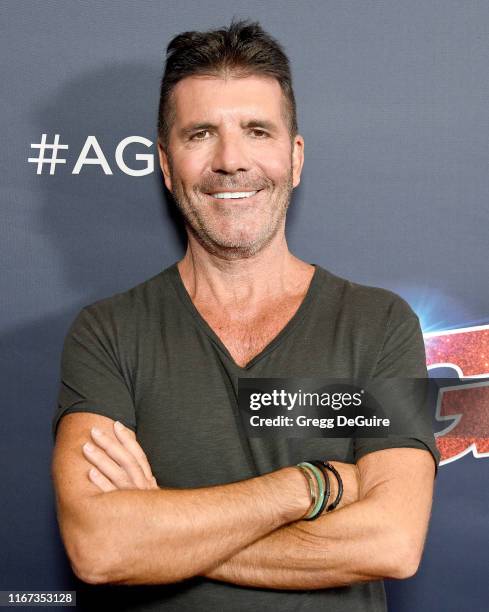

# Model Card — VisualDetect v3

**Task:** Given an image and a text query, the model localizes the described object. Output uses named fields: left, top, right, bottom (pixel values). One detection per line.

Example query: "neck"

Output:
left=177, top=229, right=314, bottom=313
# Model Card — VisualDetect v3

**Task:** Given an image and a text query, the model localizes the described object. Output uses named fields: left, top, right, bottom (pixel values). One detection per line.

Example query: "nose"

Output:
left=210, top=131, right=250, bottom=175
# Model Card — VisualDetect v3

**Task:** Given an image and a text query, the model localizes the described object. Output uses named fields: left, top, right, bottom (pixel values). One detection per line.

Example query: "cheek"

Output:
left=172, top=152, right=207, bottom=187
left=253, top=143, right=292, bottom=183
left=259, top=155, right=291, bottom=185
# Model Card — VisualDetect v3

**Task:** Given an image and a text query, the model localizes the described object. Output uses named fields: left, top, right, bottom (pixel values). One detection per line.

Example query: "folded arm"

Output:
left=54, top=413, right=435, bottom=590
left=203, top=447, right=436, bottom=589
left=52, top=413, right=311, bottom=586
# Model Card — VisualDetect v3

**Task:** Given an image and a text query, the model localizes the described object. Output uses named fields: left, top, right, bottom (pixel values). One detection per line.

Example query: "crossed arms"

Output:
left=51, top=412, right=436, bottom=588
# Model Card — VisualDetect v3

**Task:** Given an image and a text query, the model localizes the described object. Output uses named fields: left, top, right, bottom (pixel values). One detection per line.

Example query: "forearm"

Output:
left=204, top=460, right=403, bottom=589
left=74, top=466, right=310, bottom=585
left=204, top=496, right=400, bottom=590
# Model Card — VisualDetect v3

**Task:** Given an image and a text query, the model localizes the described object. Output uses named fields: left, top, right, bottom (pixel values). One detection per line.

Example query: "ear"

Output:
left=291, top=134, right=304, bottom=188
left=157, top=141, right=173, bottom=192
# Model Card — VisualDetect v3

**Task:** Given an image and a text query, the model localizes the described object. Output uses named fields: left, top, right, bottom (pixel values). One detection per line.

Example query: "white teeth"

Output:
left=211, top=191, right=258, bottom=199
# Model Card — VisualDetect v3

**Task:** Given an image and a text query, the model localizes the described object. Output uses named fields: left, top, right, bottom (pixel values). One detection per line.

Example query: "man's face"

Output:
left=158, top=74, right=304, bottom=257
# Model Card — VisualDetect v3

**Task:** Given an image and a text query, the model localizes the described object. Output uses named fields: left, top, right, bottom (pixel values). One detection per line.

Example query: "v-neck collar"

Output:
left=167, top=261, right=321, bottom=372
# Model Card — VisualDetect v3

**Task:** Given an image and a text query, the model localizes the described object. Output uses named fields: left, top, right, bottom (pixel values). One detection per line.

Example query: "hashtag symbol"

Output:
left=28, top=134, right=69, bottom=175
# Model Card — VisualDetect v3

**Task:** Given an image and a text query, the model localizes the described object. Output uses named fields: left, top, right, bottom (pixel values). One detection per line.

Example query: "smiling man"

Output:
left=51, top=19, right=440, bottom=612
left=161, top=73, right=299, bottom=263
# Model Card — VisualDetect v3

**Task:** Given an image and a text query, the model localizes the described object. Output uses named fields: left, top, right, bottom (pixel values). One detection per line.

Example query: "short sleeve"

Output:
left=354, top=300, right=441, bottom=477
left=52, top=305, right=136, bottom=442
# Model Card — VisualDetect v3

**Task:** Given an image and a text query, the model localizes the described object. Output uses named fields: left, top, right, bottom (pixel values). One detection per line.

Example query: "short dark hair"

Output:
left=157, top=19, right=298, bottom=149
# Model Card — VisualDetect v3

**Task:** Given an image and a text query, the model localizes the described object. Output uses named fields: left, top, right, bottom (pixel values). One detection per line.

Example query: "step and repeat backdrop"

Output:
left=1, top=2, right=488, bottom=611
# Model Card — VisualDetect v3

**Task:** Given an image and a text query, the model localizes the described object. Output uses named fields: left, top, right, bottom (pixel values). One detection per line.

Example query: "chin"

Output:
left=208, top=231, right=275, bottom=257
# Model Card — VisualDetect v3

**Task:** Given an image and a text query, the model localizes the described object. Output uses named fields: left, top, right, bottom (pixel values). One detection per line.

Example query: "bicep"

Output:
left=357, top=447, right=435, bottom=565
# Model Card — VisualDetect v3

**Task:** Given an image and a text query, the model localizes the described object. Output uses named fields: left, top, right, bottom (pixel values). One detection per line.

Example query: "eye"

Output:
left=250, top=128, right=268, bottom=138
left=191, top=130, right=210, bottom=141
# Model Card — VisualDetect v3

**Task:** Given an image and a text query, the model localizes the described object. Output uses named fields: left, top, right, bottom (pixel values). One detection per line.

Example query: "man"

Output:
left=51, top=19, right=439, bottom=611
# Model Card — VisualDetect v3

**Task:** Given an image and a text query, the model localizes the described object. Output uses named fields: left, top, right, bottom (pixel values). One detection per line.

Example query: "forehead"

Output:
left=170, top=74, right=287, bottom=126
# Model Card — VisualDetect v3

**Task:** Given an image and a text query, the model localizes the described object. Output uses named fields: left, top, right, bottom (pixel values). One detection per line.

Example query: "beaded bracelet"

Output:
left=320, top=460, right=344, bottom=512
left=310, top=460, right=331, bottom=516
left=296, top=461, right=326, bottom=520
left=295, top=463, right=317, bottom=518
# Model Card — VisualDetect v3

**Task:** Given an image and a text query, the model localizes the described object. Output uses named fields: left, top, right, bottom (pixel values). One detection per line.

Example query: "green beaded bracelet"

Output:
left=296, top=461, right=326, bottom=520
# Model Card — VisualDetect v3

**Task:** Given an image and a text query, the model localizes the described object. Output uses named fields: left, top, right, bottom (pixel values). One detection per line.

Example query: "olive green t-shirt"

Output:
left=52, top=262, right=440, bottom=612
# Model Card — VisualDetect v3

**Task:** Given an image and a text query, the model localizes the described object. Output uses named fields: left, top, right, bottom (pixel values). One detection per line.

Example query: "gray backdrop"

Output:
left=1, top=1, right=488, bottom=610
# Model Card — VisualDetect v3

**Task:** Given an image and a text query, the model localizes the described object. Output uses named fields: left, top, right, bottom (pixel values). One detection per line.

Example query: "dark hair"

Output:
left=157, top=19, right=298, bottom=149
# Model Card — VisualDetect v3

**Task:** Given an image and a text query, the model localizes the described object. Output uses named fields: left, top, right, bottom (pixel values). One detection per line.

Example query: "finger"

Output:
left=88, top=467, right=117, bottom=493
left=89, top=428, right=149, bottom=489
left=82, top=441, right=134, bottom=489
left=113, top=421, right=154, bottom=481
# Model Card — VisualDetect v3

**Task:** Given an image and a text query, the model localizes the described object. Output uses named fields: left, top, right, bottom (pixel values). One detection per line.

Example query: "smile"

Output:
left=206, top=190, right=261, bottom=200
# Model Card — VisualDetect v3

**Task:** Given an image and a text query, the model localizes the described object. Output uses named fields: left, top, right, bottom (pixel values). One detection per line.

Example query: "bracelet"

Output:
left=295, top=464, right=316, bottom=518
left=296, top=462, right=326, bottom=520
left=310, top=460, right=331, bottom=517
left=321, top=461, right=343, bottom=511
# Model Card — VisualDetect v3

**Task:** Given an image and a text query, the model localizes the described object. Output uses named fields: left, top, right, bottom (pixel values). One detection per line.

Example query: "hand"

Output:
left=82, top=420, right=159, bottom=492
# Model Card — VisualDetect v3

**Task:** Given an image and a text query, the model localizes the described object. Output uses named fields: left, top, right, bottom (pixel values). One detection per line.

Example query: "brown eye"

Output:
left=251, top=129, right=268, bottom=138
left=191, top=130, right=210, bottom=140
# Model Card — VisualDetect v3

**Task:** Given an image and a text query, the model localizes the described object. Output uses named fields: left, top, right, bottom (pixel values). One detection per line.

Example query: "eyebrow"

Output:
left=178, top=119, right=279, bottom=139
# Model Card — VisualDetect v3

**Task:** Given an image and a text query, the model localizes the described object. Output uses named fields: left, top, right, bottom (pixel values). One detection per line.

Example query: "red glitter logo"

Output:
left=424, top=324, right=489, bottom=465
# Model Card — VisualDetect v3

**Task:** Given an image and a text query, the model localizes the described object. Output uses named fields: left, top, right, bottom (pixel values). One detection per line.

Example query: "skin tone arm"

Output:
left=52, top=412, right=314, bottom=586
left=76, top=418, right=436, bottom=588
left=203, top=446, right=435, bottom=588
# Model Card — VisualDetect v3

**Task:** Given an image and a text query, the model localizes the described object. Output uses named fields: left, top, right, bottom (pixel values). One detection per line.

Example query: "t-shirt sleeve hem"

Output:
left=354, top=437, right=440, bottom=478
left=52, top=405, right=137, bottom=442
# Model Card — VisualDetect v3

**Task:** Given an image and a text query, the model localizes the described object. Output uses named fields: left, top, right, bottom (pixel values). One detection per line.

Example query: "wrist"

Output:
left=266, top=466, right=311, bottom=524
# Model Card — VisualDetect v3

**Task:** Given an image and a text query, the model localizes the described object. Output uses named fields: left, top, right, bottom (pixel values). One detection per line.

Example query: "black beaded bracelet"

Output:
left=321, top=461, right=343, bottom=511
